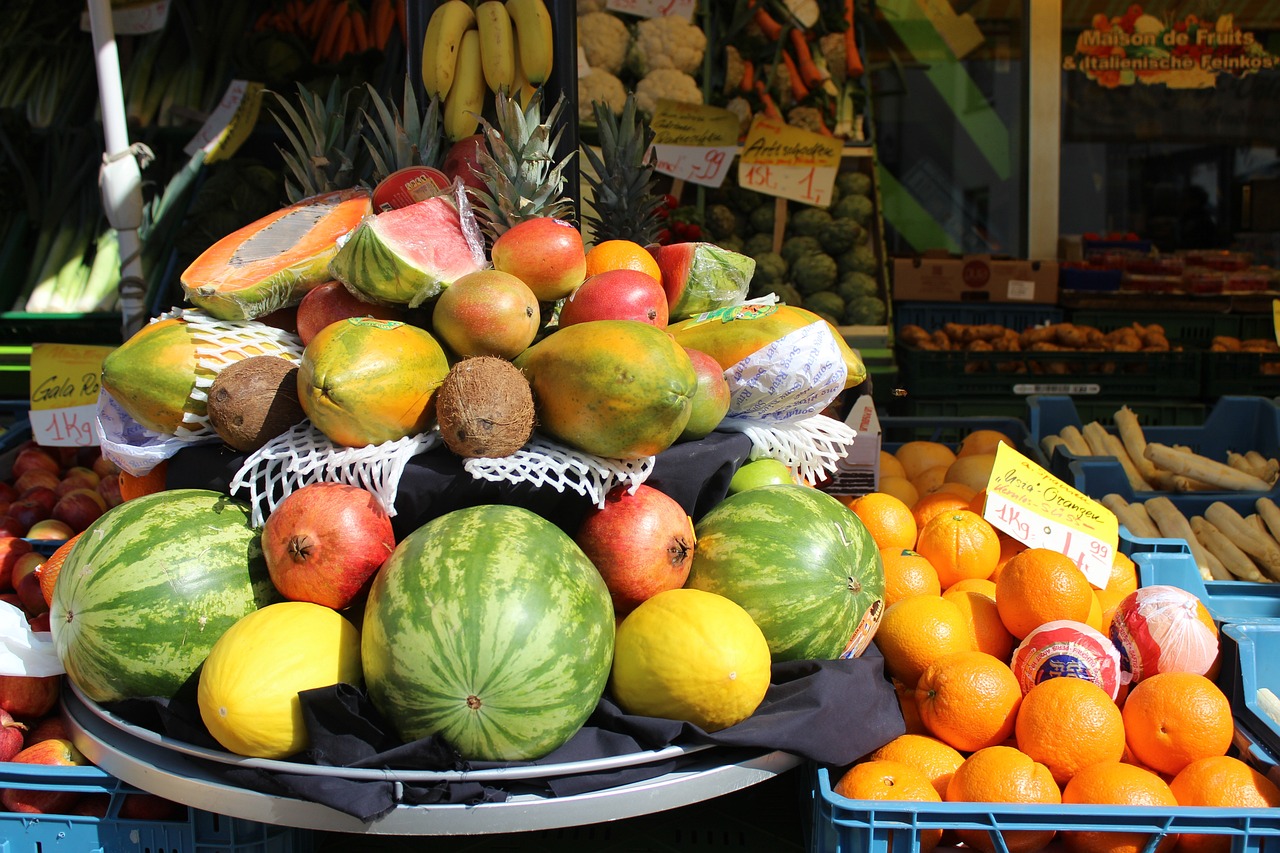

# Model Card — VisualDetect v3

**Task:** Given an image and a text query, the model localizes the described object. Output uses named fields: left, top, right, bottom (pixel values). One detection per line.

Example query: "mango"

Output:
left=514, top=320, right=697, bottom=459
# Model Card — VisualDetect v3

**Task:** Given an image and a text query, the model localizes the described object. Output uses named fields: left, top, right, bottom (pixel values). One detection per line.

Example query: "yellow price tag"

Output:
left=1272, top=298, right=1279, bottom=347
left=982, top=442, right=1119, bottom=588
left=737, top=115, right=842, bottom=207
left=28, top=344, right=114, bottom=447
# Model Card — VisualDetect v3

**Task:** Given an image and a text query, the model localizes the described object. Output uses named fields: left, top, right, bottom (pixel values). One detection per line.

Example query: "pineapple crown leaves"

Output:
left=471, top=89, right=577, bottom=240
left=361, top=75, right=446, bottom=182
left=269, top=79, right=368, bottom=204
left=580, top=93, right=665, bottom=246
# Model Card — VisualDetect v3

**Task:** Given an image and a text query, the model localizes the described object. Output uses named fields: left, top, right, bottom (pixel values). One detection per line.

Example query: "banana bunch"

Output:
left=421, top=0, right=553, bottom=141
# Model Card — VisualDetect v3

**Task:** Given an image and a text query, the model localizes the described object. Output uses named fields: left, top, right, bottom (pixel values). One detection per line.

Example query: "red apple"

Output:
left=119, top=793, right=186, bottom=820
left=19, top=485, right=58, bottom=513
left=261, top=482, right=396, bottom=610
left=70, top=794, right=111, bottom=817
left=25, top=518, right=74, bottom=541
left=51, top=489, right=105, bottom=532
left=14, top=469, right=60, bottom=495
left=11, top=551, right=47, bottom=616
left=6, top=500, right=47, bottom=530
left=0, top=517, right=28, bottom=538
left=10, top=448, right=60, bottom=480
left=24, top=714, right=70, bottom=745
left=490, top=217, right=587, bottom=302
left=26, top=612, right=49, bottom=632
left=62, top=466, right=100, bottom=488
left=54, top=447, right=79, bottom=469
left=0, top=538, right=33, bottom=589
left=295, top=280, right=404, bottom=346
left=90, top=454, right=118, bottom=481
left=574, top=484, right=696, bottom=616
left=2, top=738, right=87, bottom=814
left=97, top=474, right=123, bottom=508
left=255, top=303, right=300, bottom=333
left=0, top=674, right=60, bottom=719
left=430, top=269, right=541, bottom=359
left=441, top=133, right=489, bottom=197
left=558, top=269, right=669, bottom=329
left=0, top=482, right=15, bottom=503
left=0, top=593, right=21, bottom=611
left=678, top=347, right=731, bottom=441
left=0, top=709, right=26, bottom=762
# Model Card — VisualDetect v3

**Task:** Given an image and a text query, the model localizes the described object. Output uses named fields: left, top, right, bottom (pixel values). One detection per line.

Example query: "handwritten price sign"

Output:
left=28, top=344, right=115, bottom=448
left=606, top=0, right=695, bottom=20
left=737, top=115, right=842, bottom=207
left=186, top=80, right=265, bottom=162
left=650, top=101, right=741, bottom=188
left=982, top=443, right=1119, bottom=587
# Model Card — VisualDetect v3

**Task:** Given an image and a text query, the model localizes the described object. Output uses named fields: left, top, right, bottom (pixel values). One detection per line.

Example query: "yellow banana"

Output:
left=444, top=29, right=486, bottom=141
left=510, top=28, right=537, bottom=107
left=475, top=0, right=516, bottom=94
left=504, top=0, right=553, bottom=85
left=421, top=0, right=477, bottom=101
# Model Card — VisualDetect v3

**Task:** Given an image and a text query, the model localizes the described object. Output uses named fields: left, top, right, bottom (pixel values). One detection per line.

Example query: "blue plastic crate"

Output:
left=1028, top=395, right=1280, bottom=516
left=1221, top=622, right=1280, bottom=768
left=808, top=764, right=1280, bottom=853
left=0, top=762, right=311, bottom=853
left=1135, top=549, right=1280, bottom=623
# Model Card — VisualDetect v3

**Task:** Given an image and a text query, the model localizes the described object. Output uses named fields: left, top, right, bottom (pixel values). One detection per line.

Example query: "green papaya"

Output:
left=514, top=320, right=697, bottom=459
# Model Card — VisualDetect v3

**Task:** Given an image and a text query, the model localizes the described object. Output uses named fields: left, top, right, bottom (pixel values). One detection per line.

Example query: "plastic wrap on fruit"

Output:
left=95, top=388, right=210, bottom=478
left=0, top=600, right=65, bottom=678
left=650, top=242, right=755, bottom=321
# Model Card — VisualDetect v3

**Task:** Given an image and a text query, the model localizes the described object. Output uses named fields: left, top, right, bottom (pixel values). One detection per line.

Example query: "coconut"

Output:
left=435, top=356, right=535, bottom=458
left=207, top=356, right=306, bottom=453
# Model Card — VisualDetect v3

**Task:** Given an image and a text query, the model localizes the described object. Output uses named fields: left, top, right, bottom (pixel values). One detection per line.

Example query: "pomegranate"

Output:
left=261, top=482, right=396, bottom=610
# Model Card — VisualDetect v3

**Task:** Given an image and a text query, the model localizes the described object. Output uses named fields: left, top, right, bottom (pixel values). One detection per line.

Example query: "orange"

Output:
left=945, top=577, right=997, bottom=597
left=877, top=476, right=919, bottom=508
left=1015, top=676, right=1126, bottom=785
left=916, top=650, right=1022, bottom=752
left=943, top=588, right=1014, bottom=661
left=931, top=482, right=978, bottom=502
left=968, top=488, right=988, bottom=515
left=118, top=460, right=168, bottom=502
left=946, top=746, right=1060, bottom=853
left=584, top=239, right=662, bottom=283
left=957, top=429, right=1015, bottom=458
left=1085, top=590, right=1104, bottom=633
left=991, top=535, right=1027, bottom=582
left=1062, top=761, right=1178, bottom=853
left=37, top=532, right=82, bottom=608
left=1170, top=756, right=1280, bottom=853
left=994, top=548, right=1094, bottom=639
left=873, top=594, right=975, bottom=687
left=850, top=493, right=917, bottom=551
left=944, top=453, right=997, bottom=493
left=1121, top=671, right=1233, bottom=776
left=915, top=510, right=1001, bottom=589
left=833, top=760, right=943, bottom=852
left=892, top=677, right=928, bottom=735
left=895, top=441, right=957, bottom=482
left=879, top=450, right=907, bottom=479
left=881, top=548, right=941, bottom=607
left=910, top=492, right=972, bottom=536
left=1104, top=552, right=1139, bottom=596
left=870, top=733, right=964, bottom=799
left=911, top=464, right=949, bottom=497
left=1096, top=587, right=1127, bottom=630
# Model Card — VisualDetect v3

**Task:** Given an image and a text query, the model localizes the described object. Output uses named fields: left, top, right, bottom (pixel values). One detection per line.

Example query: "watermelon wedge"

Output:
left=181, top=188, right=373, bottom=321
left=649, top=242, right=755, bottom=321
left=329, top=196, right=486, bottom=308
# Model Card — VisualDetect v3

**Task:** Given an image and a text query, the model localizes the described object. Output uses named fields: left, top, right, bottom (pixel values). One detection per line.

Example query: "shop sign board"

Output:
left=737, top=115, right=842, bottom=208
left=27, top=344, right=114, bottom=447
left=650, top=101, right=740, bottom=188
left=606, top=0, right=695, bottom=21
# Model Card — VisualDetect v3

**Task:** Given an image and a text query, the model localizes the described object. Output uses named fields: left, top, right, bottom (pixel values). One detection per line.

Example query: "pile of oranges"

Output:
left=832, top=431, right=1280, bottom=853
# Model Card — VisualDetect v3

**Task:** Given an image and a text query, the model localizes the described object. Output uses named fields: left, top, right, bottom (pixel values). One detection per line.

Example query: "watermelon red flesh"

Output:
left=181, top=188, right=372, bottom=321
left=49, top=490, right=279, bottom=704
left=686, top=484, right=885, bottom=662
left=328, top=196, right=485, bottom=308
left=650, top=242, right=755, bottom=321
left=361, top=504, right=615, bottom=762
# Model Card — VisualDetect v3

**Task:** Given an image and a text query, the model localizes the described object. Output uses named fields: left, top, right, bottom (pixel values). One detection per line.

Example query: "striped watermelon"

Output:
left=49, top=490, right=279, bottom=704
left=685, top=484, right=885, bottom=662
left=329, top=195, right=485, bottom=308
left=361, top=504, right=614, bottom=761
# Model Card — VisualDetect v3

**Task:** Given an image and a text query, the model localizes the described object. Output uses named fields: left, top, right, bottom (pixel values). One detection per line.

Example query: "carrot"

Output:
left=754, top=80, right=782, bottom=120
left=370, top=0, right=394, bottom=49
left=306, top=0, right=335, bottom=39
left=394, top=0, right=407, bottom=47
left=740, top=59, right=755, bottom=93
left=789, top=27, right=825, bottom=88
left=752, top=2, right=784, bottom=41
left=781, top=49, right=809, bottom=100
left=315, top=0, right=349, bottom=63
left=350, top=6, right=370, bottom=53
left=333, top=11, right=356, bottom=60
left=844, top=0, right=864, bottom=77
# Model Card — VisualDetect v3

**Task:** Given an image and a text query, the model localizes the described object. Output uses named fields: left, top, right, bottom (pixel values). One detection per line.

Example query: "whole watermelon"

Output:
left=361, top=504, right=614, bottom=761
left=685, top=484, right=885, bottom=661
left=50, top=489, right=279, bottom=704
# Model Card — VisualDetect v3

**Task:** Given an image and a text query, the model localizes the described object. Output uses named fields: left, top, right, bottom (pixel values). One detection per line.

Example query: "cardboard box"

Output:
left=818, top=395, right=880, bottom=497
left=892, top=252, right=1060, bottom=304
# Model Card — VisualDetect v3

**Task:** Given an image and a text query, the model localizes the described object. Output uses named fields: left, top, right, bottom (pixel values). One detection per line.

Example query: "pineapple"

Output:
left=362, top=74, right=447, bottom=182
left=270, top=79, right=366, bottom=203
left=472, top=89, right=576, bottom=242
left=580, top=93, right=664, bottom=246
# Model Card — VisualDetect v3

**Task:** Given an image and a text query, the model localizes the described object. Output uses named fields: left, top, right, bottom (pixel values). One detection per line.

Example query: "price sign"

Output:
left=606, top=0, right=695, bottom=20
left=1272, top=298, right=1279, bottom=346
left=28, top=344, right=115, bottom=448
left=185, top=80, right=265, bottom=163
left=81, top=0, right=170, bottom=34
left=650, top=101, right=741, bottom=188
left=982, top=442, right=1119, bottom=588
left=737, top=115, right=842, bottom=207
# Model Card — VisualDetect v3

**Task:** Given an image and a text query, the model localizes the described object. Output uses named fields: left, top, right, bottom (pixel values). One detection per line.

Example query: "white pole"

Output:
left=85, top=0, right=149, bottom=341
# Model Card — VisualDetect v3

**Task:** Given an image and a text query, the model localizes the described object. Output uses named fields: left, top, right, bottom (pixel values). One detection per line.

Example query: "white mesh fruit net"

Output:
left=721, top=415, right=857, bottom=486
left=461, top=435, right=655, bottom=507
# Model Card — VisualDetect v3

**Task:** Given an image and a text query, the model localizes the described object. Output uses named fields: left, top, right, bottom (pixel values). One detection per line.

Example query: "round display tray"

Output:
left=62, top=686, right=802, bottom=835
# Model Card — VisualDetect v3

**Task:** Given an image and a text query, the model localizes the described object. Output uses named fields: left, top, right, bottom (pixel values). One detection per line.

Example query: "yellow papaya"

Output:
left=667, top=304, right=867, bottom=389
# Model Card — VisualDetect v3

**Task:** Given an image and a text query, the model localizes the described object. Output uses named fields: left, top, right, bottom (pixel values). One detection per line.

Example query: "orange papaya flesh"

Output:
left=100, top=318, right=206, bottom=435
